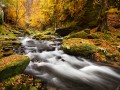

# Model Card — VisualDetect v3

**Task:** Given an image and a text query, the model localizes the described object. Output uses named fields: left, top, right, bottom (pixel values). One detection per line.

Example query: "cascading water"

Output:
left=18, top=36, right=120, bottom=90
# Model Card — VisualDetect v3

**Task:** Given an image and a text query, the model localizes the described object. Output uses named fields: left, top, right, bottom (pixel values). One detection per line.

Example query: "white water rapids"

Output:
left=18, top=36, right=120, bottom=90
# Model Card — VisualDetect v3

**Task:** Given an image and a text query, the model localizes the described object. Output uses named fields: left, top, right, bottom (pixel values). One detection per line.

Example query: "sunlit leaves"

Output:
left=5, top=0, right=86, bottom=28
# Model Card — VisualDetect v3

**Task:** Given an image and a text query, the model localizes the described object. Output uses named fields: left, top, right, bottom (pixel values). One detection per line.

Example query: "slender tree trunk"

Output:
left=0, top=0, right=5, bottom=24
left=15, top=0, right=18, bottom=27
left=53, top=0, right=58, bottom=31
left=25, top=0, right=32, bottom=28
left=97, top=0, right=109, bottom=33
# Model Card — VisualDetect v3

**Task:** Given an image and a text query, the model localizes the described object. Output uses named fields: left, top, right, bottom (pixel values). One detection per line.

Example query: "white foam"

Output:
left=20, top=37, right=120, bottom=90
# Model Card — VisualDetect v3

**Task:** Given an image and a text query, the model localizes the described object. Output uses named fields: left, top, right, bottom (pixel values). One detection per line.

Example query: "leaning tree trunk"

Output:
left=0, top=0, right=5, bottom=24
left=97, top=0, right=109, bottom=33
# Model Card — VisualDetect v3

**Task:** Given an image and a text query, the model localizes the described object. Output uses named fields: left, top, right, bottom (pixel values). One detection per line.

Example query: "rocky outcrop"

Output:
left=55, top=27, right=73, bottom=36
left=0, top=55, right=30, bottom=81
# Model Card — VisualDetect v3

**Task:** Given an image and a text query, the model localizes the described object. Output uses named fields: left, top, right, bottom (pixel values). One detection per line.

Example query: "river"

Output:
left=17, top=36, right=120, bottom=90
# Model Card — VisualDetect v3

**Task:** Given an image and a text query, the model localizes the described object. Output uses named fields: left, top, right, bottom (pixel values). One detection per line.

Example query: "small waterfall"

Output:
left=18, top=36, right=120, bottom=90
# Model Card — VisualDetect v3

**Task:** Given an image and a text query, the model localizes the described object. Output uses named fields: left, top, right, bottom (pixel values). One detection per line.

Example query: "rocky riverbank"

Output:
left=61, top=27, right=120, bottom=68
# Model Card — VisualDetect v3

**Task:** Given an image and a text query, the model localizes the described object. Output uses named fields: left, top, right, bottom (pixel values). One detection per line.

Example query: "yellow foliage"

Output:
left=6, top=0, right=26, bottom=27
left=5, top=0, right=86, bottom=28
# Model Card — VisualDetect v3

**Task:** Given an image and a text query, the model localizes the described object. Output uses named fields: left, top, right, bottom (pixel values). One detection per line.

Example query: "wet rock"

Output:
left=56, top=56, right=62, bottom=59
left=36, top=43, right=55, bottom=52
left=26, top=40, right=35, bottom=47
left=31, top=55, right=47, bottom=62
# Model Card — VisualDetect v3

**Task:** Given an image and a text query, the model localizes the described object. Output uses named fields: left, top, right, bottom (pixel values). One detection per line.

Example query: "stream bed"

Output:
left=17, top=36, right=120, bottom=90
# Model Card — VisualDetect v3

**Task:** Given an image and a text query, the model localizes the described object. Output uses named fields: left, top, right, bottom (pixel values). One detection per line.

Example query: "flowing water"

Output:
left=18, top=36, right=120, bottom=90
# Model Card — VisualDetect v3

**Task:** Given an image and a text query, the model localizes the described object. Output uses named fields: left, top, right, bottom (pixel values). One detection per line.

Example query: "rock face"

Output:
left=0, top=55, right=30, bottom=81
left=55, top=27, right=73, bottom=36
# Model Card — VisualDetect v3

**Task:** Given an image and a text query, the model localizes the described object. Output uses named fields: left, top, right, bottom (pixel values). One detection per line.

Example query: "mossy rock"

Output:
left=0, top=55, right=30, bottom=81
left=102, top=34, right=112, bottom=40
left=62, top=38, right=97, bottom=57
left=65, top=31, right=89, bottom=39
left=33, top=33, right=55, bottom=40
left=3, top=50, right=14, bottom=57
left=88, top=33, right=99, bottom=39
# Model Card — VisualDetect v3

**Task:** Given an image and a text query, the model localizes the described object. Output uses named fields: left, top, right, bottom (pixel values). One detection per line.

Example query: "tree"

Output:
left=95, top=0, right=120, bottom=32
left=96, top=0, right=109, bottom=33
left=0, top=0, right=5, bottom=24
left=3, top=0, right=27, bottom=27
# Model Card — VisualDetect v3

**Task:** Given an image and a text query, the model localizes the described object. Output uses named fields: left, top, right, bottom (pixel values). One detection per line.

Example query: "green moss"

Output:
left=102, top=34, right=112, bottom=40
left=43, top=27, right=55, bottom=35
left=88, top=33, right=99, bottom=39
left=117, top=34, right=120, bottom=38
left=33, top=33, right=55, bottom=40
left=3, top=50, right=14, bottom=57
left=0, top=55, right=30, bottom=81
left=62, top=38, right=97, bottom=57
left=65, top=31, right=89, bottom=39
left=30, top=87, right=38, bottom=90
left=64, top=21, right=77, bottom=28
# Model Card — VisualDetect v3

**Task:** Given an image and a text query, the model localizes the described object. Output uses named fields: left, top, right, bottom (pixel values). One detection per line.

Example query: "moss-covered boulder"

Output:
left=33, top=33, right=55, bottom=40
left=65, top=31, right=89, bottom=39
left=0, top=40, right=21, bottom=57
left=62, top=38, right=97, bottom=57
left=0, top=55, right=30, bottom=81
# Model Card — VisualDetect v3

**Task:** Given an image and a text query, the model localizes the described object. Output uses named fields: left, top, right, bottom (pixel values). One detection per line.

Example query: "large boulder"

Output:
left=55, top=27, right=73, bottom=36
left=0, top=55, right=30, bottom=81
left=62, top=38, right=97, bottom=57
